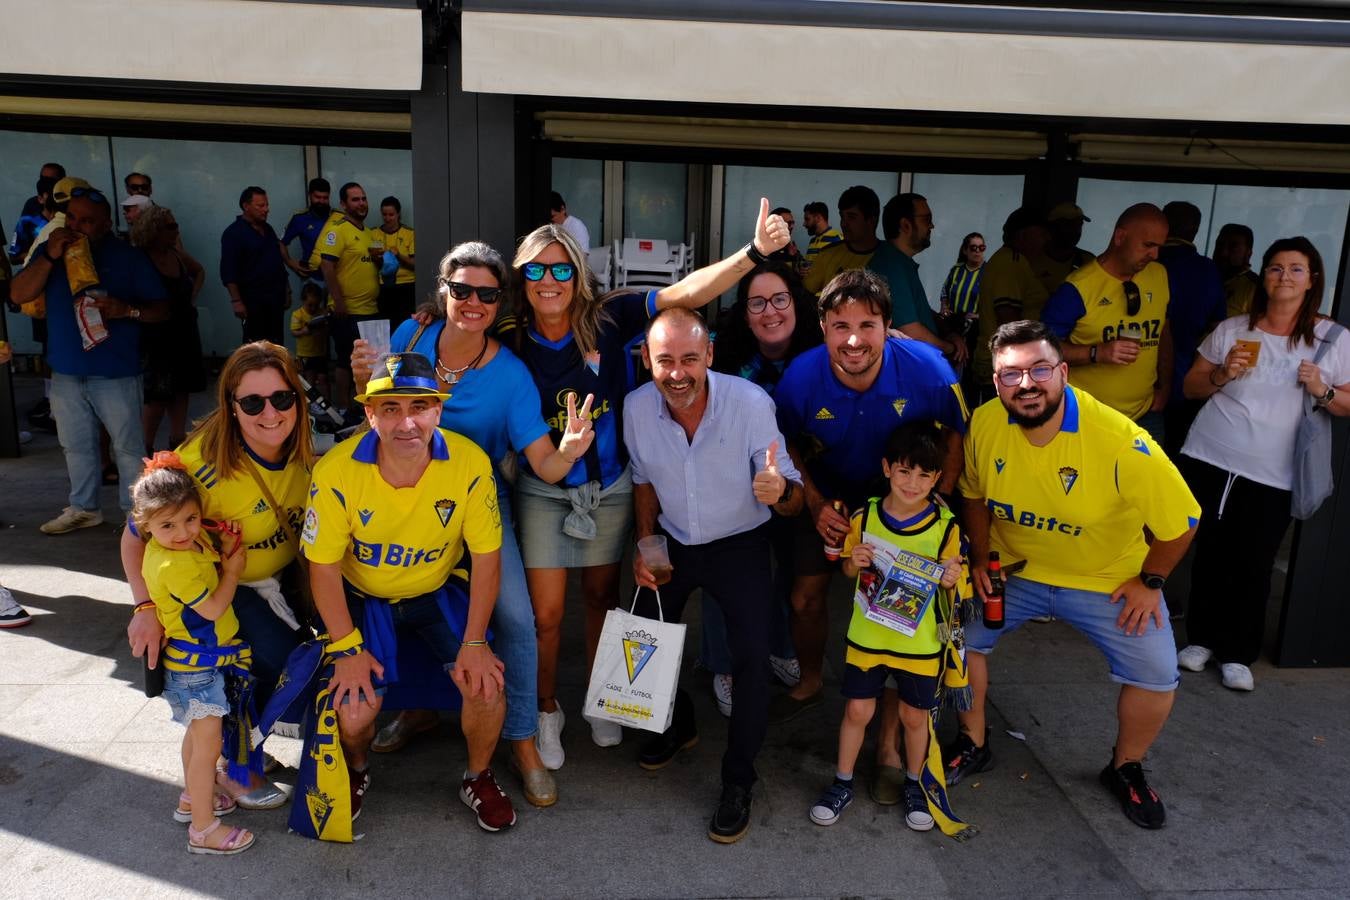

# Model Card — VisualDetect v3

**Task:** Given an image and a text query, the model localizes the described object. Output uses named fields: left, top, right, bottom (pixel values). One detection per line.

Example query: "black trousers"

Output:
left=1163, top=398, right=1204, bottom=460
left=242, top=302, right=285, bottom=346
left=1182, top=456, right=1293, bottom=665
left=633, top=522, right=774, bottom=788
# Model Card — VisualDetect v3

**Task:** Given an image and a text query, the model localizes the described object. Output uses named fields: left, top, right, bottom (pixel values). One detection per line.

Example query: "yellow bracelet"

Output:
left=325, top=627, right=365, bottom=655
left=463, top=639, right=488, bottom=648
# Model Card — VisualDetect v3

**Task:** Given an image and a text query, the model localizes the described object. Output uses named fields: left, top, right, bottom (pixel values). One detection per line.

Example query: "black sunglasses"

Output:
left=441, top=280, right=502, bottom=304
left=233, top=390, right=298, bottom=416
left=522, top=262, right=575, bottom=283
left=1123, top=280, right=1141, bottom=317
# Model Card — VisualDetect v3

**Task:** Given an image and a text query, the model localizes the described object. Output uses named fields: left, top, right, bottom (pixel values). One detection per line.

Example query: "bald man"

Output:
left=1041, top=203, right=1173, bottom=441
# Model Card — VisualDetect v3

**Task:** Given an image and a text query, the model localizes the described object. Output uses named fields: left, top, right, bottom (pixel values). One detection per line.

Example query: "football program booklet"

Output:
left=853, top=532, right=943, bottom=637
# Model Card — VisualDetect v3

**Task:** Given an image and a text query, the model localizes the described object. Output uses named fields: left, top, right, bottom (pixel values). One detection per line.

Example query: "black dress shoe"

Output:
left=708, top=783, right=752, bottom=843
left=637, top=726, right=698, bottom=771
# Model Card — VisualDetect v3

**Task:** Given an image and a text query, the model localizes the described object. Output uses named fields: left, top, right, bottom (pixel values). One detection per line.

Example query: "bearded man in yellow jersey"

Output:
left=948, top=321, right=1198, bottom=831
left=802, top=186, right=881, bottom=295
left=302, top=352, right=517, bottom=833
left=1042, top=203, right=1173, bottom=443
left=318, top=182, right=385, bottom=412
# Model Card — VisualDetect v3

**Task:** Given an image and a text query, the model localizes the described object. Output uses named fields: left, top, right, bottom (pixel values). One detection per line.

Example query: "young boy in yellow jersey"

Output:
left=808, top=421, right=969, bottom=833
left=290, top=282, right=330, bottom=400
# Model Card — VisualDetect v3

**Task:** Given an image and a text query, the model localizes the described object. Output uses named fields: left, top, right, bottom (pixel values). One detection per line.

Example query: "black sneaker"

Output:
left=1099, top=760, right=1166, bottom=829
left=902, top=778, right=934, bottom=832
left=708, top=783, right=752, bottom=843
left=638, top=726, right=699, bottom=771
left=349, top=766, right=370, bottom=821
left=943, top=729, right=993, bottom=786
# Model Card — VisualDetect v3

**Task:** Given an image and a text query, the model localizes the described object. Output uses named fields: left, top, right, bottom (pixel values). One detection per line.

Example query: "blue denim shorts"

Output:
left=163, top=667, right=229, bottom=725
left=963, top=576, right=1179, bottom=692
left=514, top=469, right=633, bottom=568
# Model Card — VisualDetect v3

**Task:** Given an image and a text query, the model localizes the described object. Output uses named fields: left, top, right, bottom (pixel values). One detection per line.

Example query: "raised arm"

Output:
left=653, top=199, right=790, bottom=310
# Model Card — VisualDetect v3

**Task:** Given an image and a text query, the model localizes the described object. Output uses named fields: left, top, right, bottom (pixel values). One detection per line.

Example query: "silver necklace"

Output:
left=435, top=337, right=488, bottom=385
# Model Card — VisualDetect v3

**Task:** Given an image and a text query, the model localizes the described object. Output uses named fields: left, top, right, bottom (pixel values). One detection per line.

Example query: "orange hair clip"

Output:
left=140, top=450, right=188, bottom=475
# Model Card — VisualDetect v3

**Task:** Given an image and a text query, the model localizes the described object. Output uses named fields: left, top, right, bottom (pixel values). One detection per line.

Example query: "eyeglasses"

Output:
left=126, top=183, right=151, bottom=195
left=70, top=187, right=108, bottom=205
left=233, top=390, right=298, bottom=416
left=1264, top=264, right=1310, bottom=279
left=996, top=365, right=1059, bottom=387
left=966, top=244, right=986, bottom=252
left=522, top=262, right=575, bottom=283
left=1122, top=280, right=1141, bottom=317
left=746, top=292, right=792, bottom=314
left=440, top=280, right=502, bottom=304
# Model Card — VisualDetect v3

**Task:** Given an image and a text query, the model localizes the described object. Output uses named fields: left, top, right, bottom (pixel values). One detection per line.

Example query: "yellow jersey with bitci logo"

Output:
left=959, top=386, right=1199, bottom=593
left=301, top=428, right=502, bottom=600
left=1043, top=259, right=1170, bottom=422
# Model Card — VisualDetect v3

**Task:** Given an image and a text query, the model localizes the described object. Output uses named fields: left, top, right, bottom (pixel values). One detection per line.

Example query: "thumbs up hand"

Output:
left=753, top=439, right=787, bottom=506
left=753, top=198, right=791, bottom=257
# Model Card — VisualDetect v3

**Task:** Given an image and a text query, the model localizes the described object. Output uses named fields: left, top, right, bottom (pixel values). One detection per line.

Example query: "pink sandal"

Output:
left=187, top=817, right=255, bottom=855
left=173, top=790, right=238, bottom=824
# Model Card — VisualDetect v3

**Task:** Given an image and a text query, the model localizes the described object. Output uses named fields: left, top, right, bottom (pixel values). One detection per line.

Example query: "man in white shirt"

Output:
left=548, top=191, right=591, bottom=249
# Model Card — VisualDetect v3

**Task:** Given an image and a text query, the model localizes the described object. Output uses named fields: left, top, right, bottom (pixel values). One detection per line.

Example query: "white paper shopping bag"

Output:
left=583, top=588, right=685, bottom=734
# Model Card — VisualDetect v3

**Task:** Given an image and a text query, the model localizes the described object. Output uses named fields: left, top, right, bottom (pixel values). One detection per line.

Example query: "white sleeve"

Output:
left=1197, top=316, right=1236, bottom=365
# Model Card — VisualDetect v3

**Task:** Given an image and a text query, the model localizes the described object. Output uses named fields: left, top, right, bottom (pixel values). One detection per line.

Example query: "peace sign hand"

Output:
left=558, top=392, right=596, bottom=464
left=754, top=198, right=791, bottom=256
left=752, top=439, right=787, bottom=505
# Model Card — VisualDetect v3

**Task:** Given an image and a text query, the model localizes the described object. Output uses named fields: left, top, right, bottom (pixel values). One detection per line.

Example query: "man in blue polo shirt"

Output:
left=772, top=268, right=967, bottom=795
left=281, top=177, right=332, bottom=286
left=221, top=185, right=290, bottom=345
left=624, top=307, right=803, bottom=844
left=10, top=187, right=167, bottom=532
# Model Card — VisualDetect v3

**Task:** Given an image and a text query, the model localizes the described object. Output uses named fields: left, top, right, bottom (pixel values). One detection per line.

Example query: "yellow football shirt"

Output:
left=1224, top=270, right=1259, bottom=319
left=317, top=217, right=384, bottom=315
left=802, top=241, right=876, bottom=294
left=291, top=306, right=327, bottom=359
left=1043, top=259, right=1170, bottom=421
left=177, top=435, right=311, bottom=583
left=959, top=386, right=1199, bottom=593
left=380, top=225, right=416, bottom=285
left=301, top=428, right=502, bottom=600
left=144, top=535, right=242, bottom=672
left=972, top=247, right=1049, bottom=380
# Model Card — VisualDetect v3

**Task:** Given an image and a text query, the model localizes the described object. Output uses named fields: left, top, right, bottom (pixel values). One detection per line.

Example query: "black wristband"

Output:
left=744, top=242, right=769, bottom=265
left=777, top=479, right=796, bottom=506
left=1089, top=344, right=1098, bottom=364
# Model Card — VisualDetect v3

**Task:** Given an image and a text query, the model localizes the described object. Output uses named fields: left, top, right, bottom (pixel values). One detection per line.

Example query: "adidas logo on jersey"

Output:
left=814, top=407, right=835, bottom=420
left=1097, top=297, right=1112, bottom=306
left=252, top=498, right=269, bottom=514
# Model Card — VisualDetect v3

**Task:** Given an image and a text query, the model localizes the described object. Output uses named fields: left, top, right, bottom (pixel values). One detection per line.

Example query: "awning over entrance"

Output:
left=462, top=4, right=1350, bottom=127
left=3, top=0, right=423, bottom=92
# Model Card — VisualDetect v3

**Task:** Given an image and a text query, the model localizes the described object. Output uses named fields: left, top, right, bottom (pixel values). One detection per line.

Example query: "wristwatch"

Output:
left=777, top=479, right=796, bottom=505
left=128, top=307, right=141, bottom=320
left=1140, top=571, right=1166, bottom=590
left=1318, top=386, right=1336, bottom=406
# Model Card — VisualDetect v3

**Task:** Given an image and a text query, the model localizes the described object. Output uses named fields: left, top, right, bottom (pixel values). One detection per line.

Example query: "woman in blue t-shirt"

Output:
left=352, top=241, right=594, bottom=809
left=502, top=200, right=791, bottom=766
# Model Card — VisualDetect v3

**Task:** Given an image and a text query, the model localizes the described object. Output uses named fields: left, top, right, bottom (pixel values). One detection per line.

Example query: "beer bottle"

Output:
left=983, top=551, right=1005, bottom=630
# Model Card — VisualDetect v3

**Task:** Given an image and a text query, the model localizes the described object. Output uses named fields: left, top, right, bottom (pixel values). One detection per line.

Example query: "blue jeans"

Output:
left=49, top=372, right=143, bottom=512
left=232, top=579, right=305, bottom=712
left=493, top=488, right=539, bottom=741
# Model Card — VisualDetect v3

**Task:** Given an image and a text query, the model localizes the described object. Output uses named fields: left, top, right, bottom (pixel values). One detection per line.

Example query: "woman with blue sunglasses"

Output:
left=498, top=199, right=790, bottom=769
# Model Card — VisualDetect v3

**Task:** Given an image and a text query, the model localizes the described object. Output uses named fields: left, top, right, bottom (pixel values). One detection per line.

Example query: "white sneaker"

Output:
left=713, top=673, right=733, bottom=717
left=40, top=506, right=104, bottom=535
left=536, top=708, right=565, bottom=770
left=1177, top=645, right=1214, bottom=673
left=770, top=655, right=801, bottom=688
left=1220, top=663, right=1255, bottom=692
left=589, top=716, right=623, bottom=748
left=0, top=587, right=33, bottom=629
left=18, top=430, right=32, bottom=445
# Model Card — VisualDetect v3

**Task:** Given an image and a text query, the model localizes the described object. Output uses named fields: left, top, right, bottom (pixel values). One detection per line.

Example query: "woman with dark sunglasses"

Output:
left=495, top=201, right=791, bottom=768
left=123, top=341, right=314, bottom=811
left=349, top=240, right=595, bottom=808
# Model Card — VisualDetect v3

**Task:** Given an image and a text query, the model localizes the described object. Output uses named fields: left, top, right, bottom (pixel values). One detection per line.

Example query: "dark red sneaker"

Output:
left=349, top=766, right=371, bottom=822
left=460, top=768, right=517, bottom=832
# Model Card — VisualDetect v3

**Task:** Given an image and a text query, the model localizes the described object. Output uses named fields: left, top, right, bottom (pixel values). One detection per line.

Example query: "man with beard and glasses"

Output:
left=281, top=178, right=333, bottom=286
left=1042, top=203, right=1173, bottom=443
left=947, top=320, right=1198, bottom=830
left=867, top=192, right=967, bottom=366
left=771, top=268, right=967, bottom=805
left=623, top=306, right=803, bottom=843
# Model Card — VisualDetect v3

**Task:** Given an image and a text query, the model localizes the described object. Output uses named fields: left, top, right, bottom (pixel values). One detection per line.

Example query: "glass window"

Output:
left=551, top=158, right=604, bottom=247
left=320, top=146, right=414, bottom=227
left=112, top=136, right=305, bottom=356
left=1209, top=185, right=1350, bottom=314
left=623, top=162, right=687, bottom=245
left=1, top=131, right=114, bottom=354
left=721, top=166, right=899, bottom=260
left=910, top=173, right=1025, bottom=311
left=1075, top=178, right=1216, bottom=257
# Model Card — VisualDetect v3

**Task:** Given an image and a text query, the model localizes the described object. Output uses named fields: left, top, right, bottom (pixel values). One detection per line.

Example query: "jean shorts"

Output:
left=163, top=667, right=229, bottom=725
left=963, top=576, right=1179, bottom=692
left=514, top=469, right=633, bottom=568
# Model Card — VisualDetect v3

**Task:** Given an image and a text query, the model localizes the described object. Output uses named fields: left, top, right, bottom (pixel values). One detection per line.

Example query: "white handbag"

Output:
left=583, top=587, right=685, bottom=734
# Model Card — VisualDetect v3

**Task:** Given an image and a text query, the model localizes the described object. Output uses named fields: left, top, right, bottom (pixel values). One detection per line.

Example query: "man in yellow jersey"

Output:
left=1212, top=222, right=1261, bottom=318
left=1032, top=201, right=1096, bottom=293
left=803, top=186, right=881, bottom=294
left=948, top=320, right=1198, bottom=830
left=970, top=207, right=1049, bottom=403
left=317, top=182, right=385, bottom=412
left=801, top=200, right=842, bottom=274
left=301, top=352, right=516, bottom=832
left=1042, top=203, right=1172, bottom=442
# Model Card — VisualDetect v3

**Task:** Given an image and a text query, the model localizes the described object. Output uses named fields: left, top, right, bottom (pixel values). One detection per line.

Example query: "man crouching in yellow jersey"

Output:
left=948, top=321, right=1199, bottom=830
left=301, top=352, right=515, bottom=832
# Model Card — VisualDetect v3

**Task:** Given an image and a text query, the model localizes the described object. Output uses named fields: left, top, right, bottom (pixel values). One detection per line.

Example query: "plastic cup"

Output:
left=637, top=535, right=673, bottom=586
left=357, top=318, right=391, bottom=366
